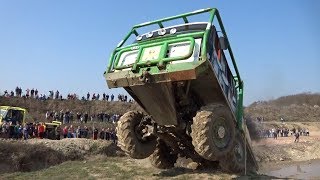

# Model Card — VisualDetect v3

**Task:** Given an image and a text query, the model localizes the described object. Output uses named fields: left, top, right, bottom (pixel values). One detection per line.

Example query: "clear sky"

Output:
left=0, top=0, right=319, bottom=105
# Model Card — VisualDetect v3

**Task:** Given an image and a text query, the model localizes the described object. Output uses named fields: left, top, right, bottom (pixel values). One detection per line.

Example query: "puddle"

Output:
left=264, top=161, right=320, bottom=179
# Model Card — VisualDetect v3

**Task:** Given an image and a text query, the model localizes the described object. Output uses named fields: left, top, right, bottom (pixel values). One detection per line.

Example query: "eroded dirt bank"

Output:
left=0, top=122, right=320, bottom=179
left=0, top=138, right=123, bottom=174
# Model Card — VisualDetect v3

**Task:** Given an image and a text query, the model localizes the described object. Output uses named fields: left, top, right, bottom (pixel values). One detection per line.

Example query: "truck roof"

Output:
left=0, top=106, right=27, bottom=112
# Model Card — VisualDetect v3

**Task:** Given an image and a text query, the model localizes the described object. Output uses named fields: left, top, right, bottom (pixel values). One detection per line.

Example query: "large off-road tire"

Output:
left=219, top=131, right=245, bottom=173
left=149, top=139, right=178, bottom=169
left=116, top=111, right=156, bottom=159
left=191, top=103, right=235, bottom=161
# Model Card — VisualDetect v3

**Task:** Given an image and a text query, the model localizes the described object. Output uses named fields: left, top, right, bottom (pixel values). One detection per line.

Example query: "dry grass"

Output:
left=245, top=93, right=320, bottom=122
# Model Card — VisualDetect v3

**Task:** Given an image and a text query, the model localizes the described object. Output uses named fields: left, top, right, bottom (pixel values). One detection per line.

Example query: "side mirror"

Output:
left=219, top=37, right=229, bottom=50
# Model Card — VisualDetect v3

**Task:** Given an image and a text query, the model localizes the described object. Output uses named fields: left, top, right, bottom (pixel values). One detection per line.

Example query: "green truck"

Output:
left=104, top=8, right=257, bottom=173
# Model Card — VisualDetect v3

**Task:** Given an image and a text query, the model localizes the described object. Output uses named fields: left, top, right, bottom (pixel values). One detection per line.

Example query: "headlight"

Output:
left=141, top=46, right=162, bottom=61
left=170, top=28, right=177, bottom=34
left=118, top=50, right=138, bottom=67
left=167, top=42, right=191, bottom=58
left=146, top=32, right=153, bottom=38
left=158, top=29, right=166, bottom=36
left=136, top=35, right=143, bottom=41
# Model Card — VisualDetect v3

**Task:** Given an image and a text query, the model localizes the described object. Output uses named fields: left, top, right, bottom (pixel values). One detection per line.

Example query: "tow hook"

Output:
left=139, top=70, right=151, bottom=83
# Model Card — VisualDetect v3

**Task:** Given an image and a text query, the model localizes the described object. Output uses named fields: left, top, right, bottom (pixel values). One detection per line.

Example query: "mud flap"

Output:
left=243, top=125, right=259, bottom=171
left=130, top=82, right=178, bottom=125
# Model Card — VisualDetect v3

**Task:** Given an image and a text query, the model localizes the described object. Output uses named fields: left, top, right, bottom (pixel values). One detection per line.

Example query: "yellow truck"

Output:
left=44, top=121, right=62, bottom=140
left=0, top=106, right=27, bottom=125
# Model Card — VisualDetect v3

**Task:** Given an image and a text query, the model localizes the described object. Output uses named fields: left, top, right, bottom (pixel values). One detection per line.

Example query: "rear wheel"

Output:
left=116, top=111, right=156, bottom=159
left=149, top=139, right=178, bottom=169
left=219, top=131, right=245, bottom=173
left=191, top=103, right=235, bottom=161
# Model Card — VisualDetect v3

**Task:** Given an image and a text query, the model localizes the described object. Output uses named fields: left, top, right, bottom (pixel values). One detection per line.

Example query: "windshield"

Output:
left=0, top=109, right=7, bottom=117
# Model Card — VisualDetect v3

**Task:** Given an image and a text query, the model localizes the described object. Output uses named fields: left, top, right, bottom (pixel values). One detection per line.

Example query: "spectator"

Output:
left=18, top=125, right=23, bottom=139
left=70, top=111, right=74, bottom=123
left=38, top=123, right=45, bottom=139
left=49, top=90, right=54, bottom=99
left=87, top=92, right=90, bottom=100
left=54, top=111, right=59, bottom=121
left=15, top=87, right=19, bottom=97
left=55, top=90, right=59, bottom=99
left=100, top=128, right=105, bottom=139
left=90, top=114, right=95, bottom=122
left=110, top=129, right=117, bottom=144
left=76, top=126, right=81, bottom=138
left=76, top=112, right=81, bottom=123
left=105, top=128, right=110, bottom=141
left=35, top=89, right=38, bottom=97
left=111, top=94, right=114, bottom=101
left=68, top=125, right=74, bottom=138
left=33, top=123, right=38, bottom=138
left=93, top=128, right=98, bottom=140
left=84, top=112, right=88, bottom=123
left=46, top=111, right=50, bottom=120
left=294, top=132, right=300, bottom=142
left=83, top=126, right=89, bottom=138
left=14, top=123, right=20, bottom=139
left=31, top=88, right=35, bottom=98
left=63, top=126, right=68, bottom=138
left=273, top=131, right=277, bottom=139
left=23, top=123, right=29, bottom=140
left=26, top=89, right=30, bottom=98
left=63, top=113, right=68, bottom=124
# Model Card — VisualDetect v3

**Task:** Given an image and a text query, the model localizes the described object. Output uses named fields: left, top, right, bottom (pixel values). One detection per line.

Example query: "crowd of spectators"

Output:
left=62, top=125, right=117, bottom=143
left=261, top=127, right=309, bottom=139
left=255, top=117, right=310, bottom=141
left=1, top=122, right=49, bottom=140
left=0, top=121, right=118, bottom=143
left=45, top=110, right=121, bottom=124
left=2, top=87, right=134, bottom=103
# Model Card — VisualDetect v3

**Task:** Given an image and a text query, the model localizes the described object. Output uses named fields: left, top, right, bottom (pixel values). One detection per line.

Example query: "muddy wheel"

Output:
left=219, top=131, right=245, bottom=173
left=191, top=103, right=235, bottom=160
left=149, top=139, right=178, bottom=169
left=116, top=111, right=156, bottom=159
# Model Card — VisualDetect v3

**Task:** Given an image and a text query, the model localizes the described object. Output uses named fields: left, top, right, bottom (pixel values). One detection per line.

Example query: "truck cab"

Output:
left=0, top=106, right=27, bottom=125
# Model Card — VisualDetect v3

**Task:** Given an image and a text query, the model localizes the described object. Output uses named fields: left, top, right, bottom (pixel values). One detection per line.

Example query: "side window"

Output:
left=207, top=28, right=215, bottom=62
left=214, top=32, right=221, bottom=62
left=15, top=110, right=24, bottom=124
left=5, top=109, right=12, bottom=120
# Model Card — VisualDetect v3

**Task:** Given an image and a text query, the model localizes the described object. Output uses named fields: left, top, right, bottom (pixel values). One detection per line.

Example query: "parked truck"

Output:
left=0, top=106, right=27, bottom=125
left=104, top=8, right=258, bottom=173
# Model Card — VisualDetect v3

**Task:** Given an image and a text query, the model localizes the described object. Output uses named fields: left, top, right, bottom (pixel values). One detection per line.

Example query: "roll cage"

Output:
left=105, top=8, right=245, bottom=128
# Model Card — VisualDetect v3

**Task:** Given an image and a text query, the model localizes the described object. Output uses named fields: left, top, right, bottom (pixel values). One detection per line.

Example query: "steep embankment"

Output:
left=0, top=96, right=141, bottom=122
left=0, top=138, right=124, bottom=174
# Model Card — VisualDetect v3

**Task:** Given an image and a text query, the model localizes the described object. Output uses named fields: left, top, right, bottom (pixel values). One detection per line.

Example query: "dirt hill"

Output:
left=0, top=96, right=142, bottom=122
left=245, top=93, right=320, bottom=122
left=2, top=93, right=320, bottom=123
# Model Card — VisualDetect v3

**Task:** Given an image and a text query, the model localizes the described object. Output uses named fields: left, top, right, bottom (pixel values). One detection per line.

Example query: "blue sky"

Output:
left=0, top=0, right=319, bottom=105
